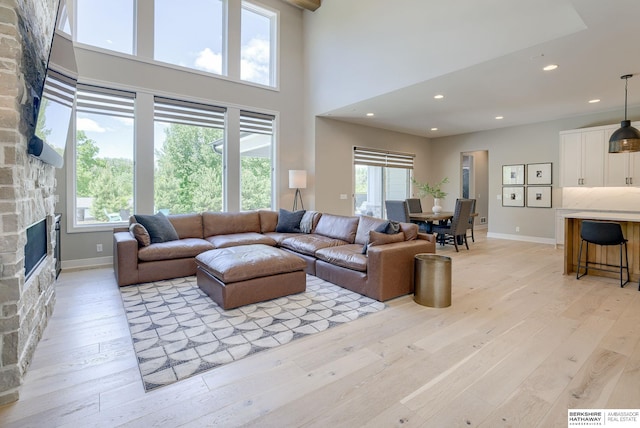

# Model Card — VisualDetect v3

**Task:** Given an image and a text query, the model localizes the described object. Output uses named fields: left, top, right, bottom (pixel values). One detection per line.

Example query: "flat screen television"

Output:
left=24, top=0, right=77, bottom=169
left=29, top=68, right=76, bottom=168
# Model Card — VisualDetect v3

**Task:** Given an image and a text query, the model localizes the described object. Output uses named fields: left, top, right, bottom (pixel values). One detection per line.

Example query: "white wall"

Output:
left=314, top=117, right=431, bottom=215
left=427, top=106, right=640, bottom=242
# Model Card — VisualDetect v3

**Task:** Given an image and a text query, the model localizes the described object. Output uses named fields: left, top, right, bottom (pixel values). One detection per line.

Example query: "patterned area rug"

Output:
left=120, top=275, right=386, bottom=391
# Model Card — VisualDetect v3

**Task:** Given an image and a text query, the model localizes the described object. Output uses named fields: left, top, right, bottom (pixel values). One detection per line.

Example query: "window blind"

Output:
left=42, top=69, right=76, bottom=108
left=353, top=146, right=415, bottom=169
left=240, top=110, right=274, bottom=135
left=154, top=96, right=226, bottom=129
left=76, top=84, right=135, bottom=118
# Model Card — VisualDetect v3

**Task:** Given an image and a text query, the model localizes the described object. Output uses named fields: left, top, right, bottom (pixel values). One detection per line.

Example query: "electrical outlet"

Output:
left=515, top=226, right=520, bottom=232
left=480, top=217, right=487, bottom=224
left=96, top=243, right=103, bottom=252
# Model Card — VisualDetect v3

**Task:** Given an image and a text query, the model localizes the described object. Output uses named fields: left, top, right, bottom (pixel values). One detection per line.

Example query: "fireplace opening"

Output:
left=25, top=218, right=47, bottom=279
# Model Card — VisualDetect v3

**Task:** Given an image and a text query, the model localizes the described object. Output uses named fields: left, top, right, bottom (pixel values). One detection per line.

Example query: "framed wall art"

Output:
left=502, top=164, right=525, bottom=185
left=527, top=162, right=552, bottom=185
left=502, top=186, right=524, bottom=207
left=526, top=186, right=552, bottom=208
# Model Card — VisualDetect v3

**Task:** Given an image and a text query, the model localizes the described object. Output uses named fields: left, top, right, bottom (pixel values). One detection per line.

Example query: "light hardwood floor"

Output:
left=1, top=231, right=639, bottom=427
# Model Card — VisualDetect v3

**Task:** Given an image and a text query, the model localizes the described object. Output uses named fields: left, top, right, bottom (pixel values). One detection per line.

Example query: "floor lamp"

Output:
left=289, top=170, right=307, bottom=211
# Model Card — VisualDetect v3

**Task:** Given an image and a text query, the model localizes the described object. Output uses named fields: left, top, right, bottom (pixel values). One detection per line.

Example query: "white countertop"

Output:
left=564, top=211, right=640, bottom=222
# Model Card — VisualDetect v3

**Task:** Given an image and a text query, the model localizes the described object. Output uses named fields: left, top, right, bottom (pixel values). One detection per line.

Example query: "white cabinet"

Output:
left=604, top=121, right=640, bottom=186
left=560, top=129, right=605, bottom=187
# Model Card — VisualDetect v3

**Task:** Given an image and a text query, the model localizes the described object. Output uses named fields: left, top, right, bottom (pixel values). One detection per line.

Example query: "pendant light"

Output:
left=609, top=74, right=640, bottom=153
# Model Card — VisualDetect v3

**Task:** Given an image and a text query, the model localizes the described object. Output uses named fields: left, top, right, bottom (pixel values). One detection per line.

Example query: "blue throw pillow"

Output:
left=133, top=212, right=179, bottom=244
left=276, top=209, right=305, bottom=233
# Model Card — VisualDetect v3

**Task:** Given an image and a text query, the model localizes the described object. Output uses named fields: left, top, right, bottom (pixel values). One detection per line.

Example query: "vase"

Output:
left=432, top=198, right=442, bottom=214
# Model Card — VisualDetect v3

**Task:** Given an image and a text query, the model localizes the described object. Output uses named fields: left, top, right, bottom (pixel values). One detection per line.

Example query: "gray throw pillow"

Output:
left=276, top=209, right=305, bottom=233
left=133, top=212, right=179, bottom=244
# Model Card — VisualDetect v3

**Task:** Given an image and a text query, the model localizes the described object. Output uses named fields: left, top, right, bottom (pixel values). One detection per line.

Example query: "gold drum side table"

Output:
left=414, top=254, right=451, bottom=308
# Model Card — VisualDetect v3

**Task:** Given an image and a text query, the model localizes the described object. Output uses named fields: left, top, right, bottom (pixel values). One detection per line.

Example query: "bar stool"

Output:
left=576, top=220, right=629, bottom=287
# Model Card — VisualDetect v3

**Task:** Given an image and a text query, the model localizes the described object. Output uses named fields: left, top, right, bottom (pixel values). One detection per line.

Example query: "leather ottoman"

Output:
left=195, top=244, right=307, bottom=310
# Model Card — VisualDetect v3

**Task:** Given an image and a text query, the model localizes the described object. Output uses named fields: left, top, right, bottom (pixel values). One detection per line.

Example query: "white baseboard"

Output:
left=62, top=256, right=113, bottom=271
left=486, top=232, right=555, bottom=245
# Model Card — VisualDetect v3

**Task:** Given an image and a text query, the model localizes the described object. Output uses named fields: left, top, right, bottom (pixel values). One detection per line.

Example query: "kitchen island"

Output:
left=564, top=211, right=640, bottom=283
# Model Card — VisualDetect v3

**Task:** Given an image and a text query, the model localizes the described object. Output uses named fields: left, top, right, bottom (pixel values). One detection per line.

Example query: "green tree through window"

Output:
left=154, top=124, right=224, bottom=213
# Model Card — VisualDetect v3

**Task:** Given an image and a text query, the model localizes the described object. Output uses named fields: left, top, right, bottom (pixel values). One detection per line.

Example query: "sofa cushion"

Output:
left=138, top=238, right=214, bottom=262
left=315, top=244, right=368, bottom=272
left=400, top=222, right=418, bottom=241
left=314, top=214, right=359, bottom=243
left=280, top=234, right=348, bottom=257
left=129, top=222, right=151, bottom=247
left=259, top=210, right=279, bottom=233
left=276, top=209, right=305, bottom=233
left=206, top=232, right=277, bottom=249
left=203, top=211, right=261, bottom=236
left=368, top=230, right=405, bottom=249
left=355, top=215, right=389, bottom=245
left=263, top=231, right=302, bottom=245
left=361, top=222, right=390, bottom=254
left=168, top=213, right=204, bottom=239
left=134, top=212, right=179, bottom=244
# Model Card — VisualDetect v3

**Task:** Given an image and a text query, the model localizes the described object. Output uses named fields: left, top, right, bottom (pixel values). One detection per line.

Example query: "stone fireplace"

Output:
left=0, top=0, right=59, bottom=405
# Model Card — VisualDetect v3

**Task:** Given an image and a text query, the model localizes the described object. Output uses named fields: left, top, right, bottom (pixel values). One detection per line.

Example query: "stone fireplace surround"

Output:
left=0, top=0, right=59, bottom=405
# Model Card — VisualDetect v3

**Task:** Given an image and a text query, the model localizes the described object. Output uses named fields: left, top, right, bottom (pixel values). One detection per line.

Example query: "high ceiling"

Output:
left=311, top=0, right=640, bottom=138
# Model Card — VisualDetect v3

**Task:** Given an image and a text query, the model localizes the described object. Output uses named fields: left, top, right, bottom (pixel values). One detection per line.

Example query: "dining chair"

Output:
left=432, top=198, right=474, bottom=252
left=465, top=198, right=477, bottom=242
left=576, top=220, right=629, bottom=287
left=406, top=198, right=423, bottom=213
left=385, top=200, right=411, bottom=223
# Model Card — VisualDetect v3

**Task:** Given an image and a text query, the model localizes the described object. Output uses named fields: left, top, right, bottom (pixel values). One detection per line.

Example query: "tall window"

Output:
left=75, top=85, right=135, bottom=225
left=154, top=0, right=225, bottom=75
left=154, top=97, right=226, bottom=214
left=241, top=2, right=276, bottom=86
left=354, top=147, right=414, bottom=218
left=240, top=111, right=274, bottom=210
left=75, top=0, right=135, bottom=55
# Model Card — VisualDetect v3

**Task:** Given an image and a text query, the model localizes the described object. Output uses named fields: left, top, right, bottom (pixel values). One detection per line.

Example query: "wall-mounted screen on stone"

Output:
left=30, top=69, right=76, bottom=168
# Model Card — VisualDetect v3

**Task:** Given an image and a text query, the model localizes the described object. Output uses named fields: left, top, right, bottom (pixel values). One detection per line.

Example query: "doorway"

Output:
left=461, top=150, right=488, bottom=227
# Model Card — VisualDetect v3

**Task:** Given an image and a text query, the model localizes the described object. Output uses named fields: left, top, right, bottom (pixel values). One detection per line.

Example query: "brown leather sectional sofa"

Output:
left=113, top=210, right=436, bottom=301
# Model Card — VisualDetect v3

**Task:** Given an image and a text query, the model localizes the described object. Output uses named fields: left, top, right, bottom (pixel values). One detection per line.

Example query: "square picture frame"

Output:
left=502, top=186, right=524, bottom=207
left=526, top=186, right=552, bottom=208
left=502, top=164, right=525, bottom=185
left=527, top=162, right=552, bottom=185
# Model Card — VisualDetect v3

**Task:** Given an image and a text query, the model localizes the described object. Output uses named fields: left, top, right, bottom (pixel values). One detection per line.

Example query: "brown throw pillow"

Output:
left=129, top=222, right=151, bottom=247
left=367, top=230, right=405, bottom=250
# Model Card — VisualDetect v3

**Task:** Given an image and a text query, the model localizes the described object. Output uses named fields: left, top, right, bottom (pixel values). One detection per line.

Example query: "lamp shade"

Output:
left=289, top=170, right=307, bottom=189
left=609, top=120, right=640, bottom=153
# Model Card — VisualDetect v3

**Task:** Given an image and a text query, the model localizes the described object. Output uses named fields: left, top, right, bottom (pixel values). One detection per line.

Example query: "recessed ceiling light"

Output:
left=431, top=127, right=438, bottom=131
left=495, top=116, right=504, bottom=120
left=366, top=113, right=374, bottom=117
left=434, top=94, right=444, bottom=99
left=588, top=99, right=601, bottom=104
left=543, top=64, right=558, bottom=71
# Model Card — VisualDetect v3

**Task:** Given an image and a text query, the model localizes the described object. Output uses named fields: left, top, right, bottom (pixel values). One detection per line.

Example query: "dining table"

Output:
left=410, top=211, right=478, bottom=245
left=409, top=211, right=454, bottom=234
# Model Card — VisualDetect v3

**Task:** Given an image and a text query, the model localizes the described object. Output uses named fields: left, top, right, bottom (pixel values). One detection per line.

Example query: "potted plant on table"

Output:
left=411, top=177, right=449, bottom=213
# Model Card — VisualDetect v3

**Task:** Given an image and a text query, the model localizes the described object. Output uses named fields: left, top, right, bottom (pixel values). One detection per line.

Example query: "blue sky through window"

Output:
left=154, top=0, right=224, bottom=74
left=76, top=0, right=134, bottom=54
